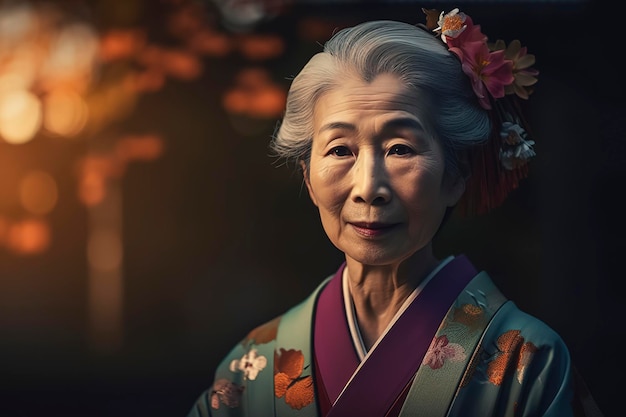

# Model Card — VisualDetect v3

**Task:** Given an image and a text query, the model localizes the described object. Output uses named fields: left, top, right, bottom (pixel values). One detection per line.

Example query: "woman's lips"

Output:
left=349, top=222, right=397, bottom=238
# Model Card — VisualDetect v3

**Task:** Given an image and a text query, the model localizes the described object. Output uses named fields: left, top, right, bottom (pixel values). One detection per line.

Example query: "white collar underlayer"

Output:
left=342, top=256, right=454, bottom=361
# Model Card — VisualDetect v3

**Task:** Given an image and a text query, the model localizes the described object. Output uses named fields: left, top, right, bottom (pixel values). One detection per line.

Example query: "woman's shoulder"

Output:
left=463, top=265, right=568, bottom=351
left=489, top=300, right=569, bottom=351
left=213, top=272, right=333, bottom=373
left=457, top=265, right=569, bottom=351
left=201, top=274, right=333, bottom=415
left=449, top=301, right=575, bottom=416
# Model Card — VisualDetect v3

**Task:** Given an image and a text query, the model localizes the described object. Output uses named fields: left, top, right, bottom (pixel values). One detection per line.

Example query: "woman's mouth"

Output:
left=349, top=222, right=397, bottom=238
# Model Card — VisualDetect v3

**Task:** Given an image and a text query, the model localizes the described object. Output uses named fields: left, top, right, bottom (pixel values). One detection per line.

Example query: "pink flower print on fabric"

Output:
left=210, top=378, right=244, bottom=409
left=423, top=335, right=467, bottom=369
left=229, top=348, right=267, bottom=380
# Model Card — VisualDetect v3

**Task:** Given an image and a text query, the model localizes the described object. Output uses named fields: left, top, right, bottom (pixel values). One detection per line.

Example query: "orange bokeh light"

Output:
left=87, top=228, right=123, bottom=271
left=0, top=89, right=42, bottom=144
left=78, top=172, right=106, bottom=207
left=99, top=29, right=147, bottom=62
left=5, top=218, right=51, bottom=255
left=36, top=23, right=99, bottom=95
left=76, top=154, right=124, bottom=207
left=129, top=70, right=166, bottom=93
left=19, top=170, right=58, bottom=215
left=138, top=46, right=203, bottom=81
left=222, top=68, right=286, bottom=118
left=188, top=29, right=232, bottom=56
left=167, top=1, right=206, bottom=39
left=0, top=216, right=8, bottom=244
left=0, top=49, right=40, bottom=90
left=237, top=34, right=284, bottom=60
left=115, top=135, right=164, bottom=162
left=42, top=88, right=89, bottom=137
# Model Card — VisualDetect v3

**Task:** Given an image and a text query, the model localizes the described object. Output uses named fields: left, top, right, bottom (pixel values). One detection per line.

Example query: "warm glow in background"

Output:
left=0, top=0, right=620, bottom=416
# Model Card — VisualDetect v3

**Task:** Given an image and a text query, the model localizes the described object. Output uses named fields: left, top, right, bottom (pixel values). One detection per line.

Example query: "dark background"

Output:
left=0, top=0, right=622, bottom=416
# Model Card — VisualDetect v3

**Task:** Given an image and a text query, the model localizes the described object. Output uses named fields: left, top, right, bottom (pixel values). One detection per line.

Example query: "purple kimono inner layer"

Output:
left=313, top=255, right=478, bottom=416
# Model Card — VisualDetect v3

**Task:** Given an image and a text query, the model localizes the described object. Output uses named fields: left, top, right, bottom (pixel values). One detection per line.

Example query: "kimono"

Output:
left=187, top=255, right=602, bottom=417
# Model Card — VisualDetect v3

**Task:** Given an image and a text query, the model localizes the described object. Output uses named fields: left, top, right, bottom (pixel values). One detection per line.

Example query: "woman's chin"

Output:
left=343, top=249, right=409, bottom=268
left=341, top=242, right=433, bottom=269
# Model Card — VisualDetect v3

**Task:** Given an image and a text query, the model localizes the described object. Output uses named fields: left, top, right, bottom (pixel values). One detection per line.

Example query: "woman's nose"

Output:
left=351, top=154, right=391, bottom=205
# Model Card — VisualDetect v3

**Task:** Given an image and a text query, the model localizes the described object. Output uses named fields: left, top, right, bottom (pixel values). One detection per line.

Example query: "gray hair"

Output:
left=270, top=20, right=492, bottom=177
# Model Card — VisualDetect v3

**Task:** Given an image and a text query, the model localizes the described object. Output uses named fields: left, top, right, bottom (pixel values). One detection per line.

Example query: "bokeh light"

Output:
left=187, top=28, right=232, bottom=56
left=237, top=34, right=284, bottom=60
left=0, top=2, right=35, bottom=45
left=0, top=89, right=42, bottom=144
left=43, top=89, right=89, bottom=137
left=5, top=218, right=51, bottom=254
left=138, top=46, right=203, bottom=81
left=77, top=154, right=122, bottom=207
left=19, top=170, right=58, bottom=215
left=87, top=228, right=123, bottom=271
left=0, top=215, right=8, bottom=244
left=222, top=68, right=286, bottom=118
left=115, top=134, right=164, bottom=162
left=0, top=52, right=38, bottom=90
left=39, top=23, right=99, bottom=93
left=0, top=2, right=99, bottom=144
left=99, top=28, right=147, bottom=63
left=78, top=170, right=106, bottom=207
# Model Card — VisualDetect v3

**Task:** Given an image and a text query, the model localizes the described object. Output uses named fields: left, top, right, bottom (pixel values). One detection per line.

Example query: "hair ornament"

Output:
left=499, top=120, right=536, bottom=171
left=421, top=7, right=539, bottom=215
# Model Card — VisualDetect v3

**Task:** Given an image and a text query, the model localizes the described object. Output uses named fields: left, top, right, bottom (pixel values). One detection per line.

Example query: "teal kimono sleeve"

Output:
left=186, top=343, right=248, bottom=417
left=186, top=316, right=283, bottom=417
left=187, top=393, right=212, bottom=417
left=448, top=301, right=576, bottom=417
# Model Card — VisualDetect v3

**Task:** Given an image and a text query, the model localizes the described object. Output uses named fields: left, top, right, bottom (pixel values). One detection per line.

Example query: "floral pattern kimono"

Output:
left=187, top=255, right=602, bottom=417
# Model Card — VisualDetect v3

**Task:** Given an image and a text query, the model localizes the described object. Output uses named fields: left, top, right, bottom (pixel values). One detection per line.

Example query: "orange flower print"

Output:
left=210, top=378, right=244, bottom=410
left=452, top=303, right=485, bottom=330
left=241, top=315, right=281, bottom=346
left=516, top=341, right=538, bottom=383
left=274, top=348, right=315, bottom=410
left=423, top=334, right=467, bottom=369
left=486, top=330, right=537, bottom=385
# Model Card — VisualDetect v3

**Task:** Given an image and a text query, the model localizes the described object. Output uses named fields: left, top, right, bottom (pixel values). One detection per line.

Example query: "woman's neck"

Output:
left=345, top=247, right=440, bottom=350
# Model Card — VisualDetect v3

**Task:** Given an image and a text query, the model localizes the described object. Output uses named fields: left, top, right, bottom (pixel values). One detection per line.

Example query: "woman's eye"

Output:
left=388, top=144, right=413, bottom=156
left=329, top=146, right=351, bottom=157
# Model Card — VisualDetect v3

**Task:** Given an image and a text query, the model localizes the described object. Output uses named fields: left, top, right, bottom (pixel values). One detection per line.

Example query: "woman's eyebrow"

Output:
left=319, top=118, right=424, bottom=134
left=381, top=117, right=424, bottom=131
left=318, top=121, right=355, bottom=134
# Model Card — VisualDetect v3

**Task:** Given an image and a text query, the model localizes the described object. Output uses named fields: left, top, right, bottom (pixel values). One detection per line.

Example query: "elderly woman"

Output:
left=188, top=10, right=603, bottom=417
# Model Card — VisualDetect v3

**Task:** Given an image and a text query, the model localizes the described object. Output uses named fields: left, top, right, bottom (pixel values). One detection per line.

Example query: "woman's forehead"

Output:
left=313, top=73, right=432, bottom=133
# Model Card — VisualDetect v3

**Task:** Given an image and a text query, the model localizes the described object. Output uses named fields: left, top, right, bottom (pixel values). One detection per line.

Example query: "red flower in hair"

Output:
left=440, top=14, right=514, bottom=109
left=490, top=39, right=539, bottom=100
left=458, top=42, right=514, bottom=109
left=444, top=15, right=487, bottom=54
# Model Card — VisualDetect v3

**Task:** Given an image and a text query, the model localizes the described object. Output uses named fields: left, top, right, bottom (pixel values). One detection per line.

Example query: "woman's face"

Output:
left=303, top=73, right=464, bottom=267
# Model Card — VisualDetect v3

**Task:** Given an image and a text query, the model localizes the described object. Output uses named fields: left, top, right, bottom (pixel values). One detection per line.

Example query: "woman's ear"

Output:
left=444, top=173, right=466, bottom=208
left=444, top=151, right=469, bottom=207
left=299, top=160, right=318, bottom=207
